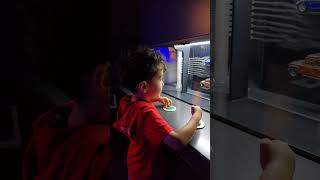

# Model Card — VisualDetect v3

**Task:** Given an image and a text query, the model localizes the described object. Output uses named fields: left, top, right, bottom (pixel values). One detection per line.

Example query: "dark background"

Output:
left=1, top=0, right=140, bottom=178
left=1, top=0, right=209, bottom=178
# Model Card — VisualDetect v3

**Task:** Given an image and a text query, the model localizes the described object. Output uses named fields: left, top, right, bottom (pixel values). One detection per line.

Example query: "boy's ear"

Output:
left=138, top=81, right=148, bottom=93
left=93, top=64, right=110, bottom=91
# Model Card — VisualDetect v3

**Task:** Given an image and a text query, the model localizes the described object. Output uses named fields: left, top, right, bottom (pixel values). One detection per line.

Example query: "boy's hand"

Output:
left=191, top=105, right=202, bottom=120
left=157, top=97, right=172, bottom=108
left=260, top=138, right=295, bottom=180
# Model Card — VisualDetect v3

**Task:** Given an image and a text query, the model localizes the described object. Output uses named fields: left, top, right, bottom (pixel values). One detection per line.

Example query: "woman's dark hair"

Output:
left=122, top=47, right=167, bottom=93
left=29, top=3, right=112, bottom=101
left=37, top=47, right=109, bottom=100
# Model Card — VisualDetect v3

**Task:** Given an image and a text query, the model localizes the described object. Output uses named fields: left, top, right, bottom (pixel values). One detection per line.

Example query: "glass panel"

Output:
left=249, top=0, right=320, bottom=120
left=154, top=40, right=211, bottom=111
left=154, top=47, right=178, bottom=89
left=187, top=42, right=211, bottom=99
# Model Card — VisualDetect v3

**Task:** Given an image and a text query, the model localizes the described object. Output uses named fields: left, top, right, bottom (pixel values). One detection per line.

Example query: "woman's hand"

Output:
left=259, top=138, right=295, bottom=180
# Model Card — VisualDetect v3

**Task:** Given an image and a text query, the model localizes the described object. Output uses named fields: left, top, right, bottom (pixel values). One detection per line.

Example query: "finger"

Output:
left=260, top=138, right=272, bottom=145
left=163, top=101, right=168, bottom=107
left=164, top=99, right=169, bottom=106
left=273, top=139, right=287, bottom=145
left=163, top=99, right=168, bottom=107
left=260, top=143, right=270, bottom=170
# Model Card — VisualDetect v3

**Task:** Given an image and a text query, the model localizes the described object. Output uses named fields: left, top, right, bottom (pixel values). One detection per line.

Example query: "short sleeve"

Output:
left=142, top=110, right=173, bottom=146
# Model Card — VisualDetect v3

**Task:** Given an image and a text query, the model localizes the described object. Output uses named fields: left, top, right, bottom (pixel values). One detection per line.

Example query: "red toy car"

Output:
left=288, top=53, right=320, bottom=79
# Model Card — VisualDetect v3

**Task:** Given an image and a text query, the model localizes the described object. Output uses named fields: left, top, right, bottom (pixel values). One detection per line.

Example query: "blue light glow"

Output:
left=155, top=47, right=171, bottom=64
left=304, top=1, right=320, bottom=10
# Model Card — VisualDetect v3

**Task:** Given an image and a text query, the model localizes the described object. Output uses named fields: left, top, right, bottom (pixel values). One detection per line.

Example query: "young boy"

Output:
left=113, top=47, right=203, bottom=180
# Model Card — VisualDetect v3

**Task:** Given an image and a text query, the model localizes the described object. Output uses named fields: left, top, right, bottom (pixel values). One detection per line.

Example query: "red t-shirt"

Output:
left=113, top=95, right=173, bottom=180
left=23, top=101, right=110, bottom=180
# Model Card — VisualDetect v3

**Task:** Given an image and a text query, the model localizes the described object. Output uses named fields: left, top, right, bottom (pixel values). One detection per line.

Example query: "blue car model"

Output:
left=296, top=0, right=320, bottom=12
left=202, top=58, right=210, bottom=66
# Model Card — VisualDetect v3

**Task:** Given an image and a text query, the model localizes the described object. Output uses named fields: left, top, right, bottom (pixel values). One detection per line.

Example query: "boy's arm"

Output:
left=259, top=139, right=295, bottom=180
left=163, top=105, right=202, bottom=150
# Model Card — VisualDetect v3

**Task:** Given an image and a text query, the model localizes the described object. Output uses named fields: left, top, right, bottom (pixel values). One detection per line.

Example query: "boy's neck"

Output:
left=131, top=93, right=153, bottom=102
left=131, top=94, right=160, bottom=103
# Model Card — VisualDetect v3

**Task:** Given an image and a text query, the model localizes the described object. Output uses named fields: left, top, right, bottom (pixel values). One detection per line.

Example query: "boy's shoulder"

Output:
left=120, top=95, right=154, bottom=110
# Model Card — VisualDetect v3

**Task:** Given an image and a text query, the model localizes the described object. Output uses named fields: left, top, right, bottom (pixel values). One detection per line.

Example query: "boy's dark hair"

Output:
left=123, top=47, right=167, bottom=93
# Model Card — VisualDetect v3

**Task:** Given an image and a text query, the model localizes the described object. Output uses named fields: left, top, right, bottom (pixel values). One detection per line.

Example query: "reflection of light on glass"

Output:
left=190, top=1, right=210, bottom=35
left=189, top=40, right=210, bottom=46
left=191, top=91, right=201, bottom=106
left=196, top=136, right=210, bottom=158
left=168, top=47, right=177, bottom=60
left=176, top=50, right=183, bottom=92
left=154, top=47, right=171, bottom=63
left=174, top=40, right=210, bottom=49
